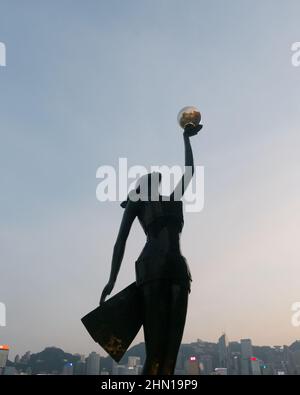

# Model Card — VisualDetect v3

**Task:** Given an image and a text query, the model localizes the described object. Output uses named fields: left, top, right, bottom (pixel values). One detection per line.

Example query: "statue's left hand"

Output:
left=99, top=280, right=115, bottom=305
left=184, top=123, right=203, bottom=137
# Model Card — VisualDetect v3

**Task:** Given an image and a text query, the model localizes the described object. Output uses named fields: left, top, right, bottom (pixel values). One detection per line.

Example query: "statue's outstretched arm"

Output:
left=171, top=123, right=202, bottom=200
left=100, top=201, right=138, bottom=304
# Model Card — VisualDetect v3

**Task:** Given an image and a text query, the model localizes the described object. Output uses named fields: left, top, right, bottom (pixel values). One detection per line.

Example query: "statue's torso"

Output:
left=135, top=197, right=192, bottom=289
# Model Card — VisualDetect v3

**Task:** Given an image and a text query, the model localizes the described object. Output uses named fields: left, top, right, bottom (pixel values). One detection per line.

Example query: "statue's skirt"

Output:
left=81, top=282, right=142, bottom=363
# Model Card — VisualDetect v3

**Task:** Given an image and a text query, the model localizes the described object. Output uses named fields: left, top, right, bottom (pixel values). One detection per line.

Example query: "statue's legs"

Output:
left=140, top=279, right=189, bottom=375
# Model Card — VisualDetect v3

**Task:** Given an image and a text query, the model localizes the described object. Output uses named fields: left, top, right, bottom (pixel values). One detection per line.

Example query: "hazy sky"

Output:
left=1, top=0, right=300, bottom=358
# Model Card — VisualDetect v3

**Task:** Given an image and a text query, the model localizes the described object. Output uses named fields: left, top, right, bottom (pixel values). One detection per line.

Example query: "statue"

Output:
left=82, top=107, right=203, bottom=375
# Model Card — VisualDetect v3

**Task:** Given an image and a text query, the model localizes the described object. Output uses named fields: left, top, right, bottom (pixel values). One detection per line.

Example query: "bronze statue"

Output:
left=98, top=121, right=202, bottom=375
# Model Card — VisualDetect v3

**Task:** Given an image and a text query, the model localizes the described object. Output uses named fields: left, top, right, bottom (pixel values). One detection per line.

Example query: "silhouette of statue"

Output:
left=99, top=123, right=202, bottom=375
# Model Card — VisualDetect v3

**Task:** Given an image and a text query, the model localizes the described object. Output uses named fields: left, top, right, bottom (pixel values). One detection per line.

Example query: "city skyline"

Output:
left=2, top=333, right=300, bottom=361
left=2, top=335, right=300, bottom=375
left=1, top=0, right=300, bottom=359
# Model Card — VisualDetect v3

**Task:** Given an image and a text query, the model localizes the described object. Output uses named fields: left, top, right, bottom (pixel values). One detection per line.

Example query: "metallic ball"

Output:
left=177, top=106, right=201, bottom=129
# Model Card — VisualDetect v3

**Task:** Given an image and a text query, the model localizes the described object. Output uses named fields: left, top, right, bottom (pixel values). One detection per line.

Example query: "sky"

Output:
left=0, top=0, right=300, bottom=358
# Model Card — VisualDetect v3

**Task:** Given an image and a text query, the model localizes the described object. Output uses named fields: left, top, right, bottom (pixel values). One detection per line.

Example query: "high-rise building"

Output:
left=218, top=334, right=228, bottom=368
left=0, top=345, right=9, bottom=374
left=128, top=356, right=141, bottom=368
left=62, top=362, right=74, bottom=375
left=135, top=364, right=143, bottom=375
left=199, top=355, right=213, bottom=375
left=73, top=354, right=86, bottom=375
left=126, top=366, right=137, bottom=375
left=241, top=339, right=253, bottom=358
left=250, top=357, right=261, bottom=375
left=127, top=356, right=142, bottom=374
left=86, top=352, right=100, bottom=375
left=291, top=350, right=300, bottom=374
left=74, top=360, right=86, bottom=375
left=240, top=339, right=253, bottom=375
left=230, top=353, right=241, bottom=375
left=185, top=356, right=200, bottom=375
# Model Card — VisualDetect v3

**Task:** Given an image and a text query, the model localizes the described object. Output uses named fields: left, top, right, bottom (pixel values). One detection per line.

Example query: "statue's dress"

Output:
left=81, top=195, right=192, bottom=363
left=134, top=197, right=192, bottom=293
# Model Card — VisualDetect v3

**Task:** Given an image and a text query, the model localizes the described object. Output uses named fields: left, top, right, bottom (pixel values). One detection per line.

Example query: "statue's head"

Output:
left=135, top=172, right=162, bottom=198
left=121, top=172, right=162, bottom=208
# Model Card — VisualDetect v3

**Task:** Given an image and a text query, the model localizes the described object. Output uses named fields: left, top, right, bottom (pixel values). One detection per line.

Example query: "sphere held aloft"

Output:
left=177, top=106, right=201, bottom=129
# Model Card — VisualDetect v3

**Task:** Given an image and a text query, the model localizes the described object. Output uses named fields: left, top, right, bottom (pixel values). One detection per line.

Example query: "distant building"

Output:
left=199, top=354, right=213, bottom=375
left=74, top=353, right=85, bottom=363
left=214, top=368, right=228, bottom=375
left=73, top=354, right=86, bottom=375
left=230, top=353, right=241, bottom=375
left=240, top=339, right=253, bottom=375
left=0, top=345, right=9, bottom=374
left=74, top=360, right=86, bottom=375
left=261, top=363, right=272, bottom=375
left=112, top=360, right=119, bottom=375
left=276, top=370, right=286, bottom=375
left=284, top=341, right=300, bottom=374
left=62, top=363, right=74, bottom=375
left=127, top=356, right=142, bottom=374
left=250, top=357, right=261, bottom=375
left=128, top=356, right=141, bottom=368
left=218, top=334, right=228, bottom=368
left=185, top=356, right=200, bottom=375
left=86, top=352, right=100, bottom=375
left=4, top=367, right=17, bottom=375
left=126, top=366, right=137, bottom=375
left=241, top=339, right=253, bottom=358
left=115, top=364, right=127, bottom=375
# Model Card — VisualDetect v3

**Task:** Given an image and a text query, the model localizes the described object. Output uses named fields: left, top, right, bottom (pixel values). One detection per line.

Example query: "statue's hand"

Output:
left=183, top=123, right=203, bottom=137
left=99, top=280, right=115, bottom=305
